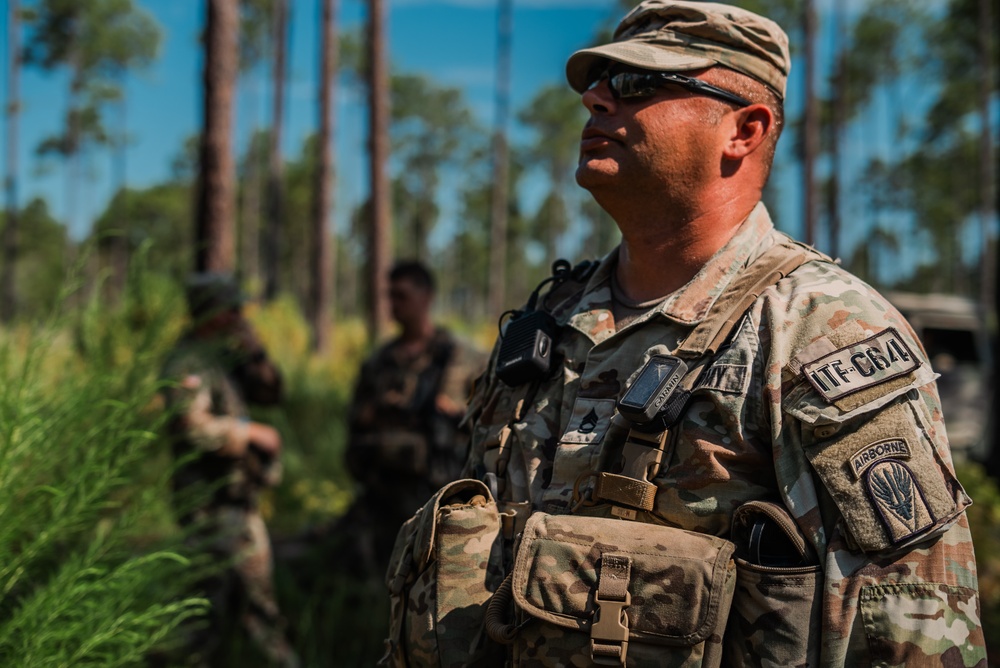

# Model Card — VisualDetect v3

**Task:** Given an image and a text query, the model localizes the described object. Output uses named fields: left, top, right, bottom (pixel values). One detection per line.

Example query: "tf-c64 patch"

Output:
left=802, top=328, right=919, bottom=403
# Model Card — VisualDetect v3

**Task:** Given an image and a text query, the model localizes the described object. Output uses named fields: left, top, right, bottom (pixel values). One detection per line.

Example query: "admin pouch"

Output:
left=487, top=513, right=737, bottom=667
left=382, top=478, right=519, bottom=668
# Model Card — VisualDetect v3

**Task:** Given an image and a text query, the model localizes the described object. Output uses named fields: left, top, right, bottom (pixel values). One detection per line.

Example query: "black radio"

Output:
left=495, top=309, right=557, bottom=387
left=494, top=259, right=599, bottom=387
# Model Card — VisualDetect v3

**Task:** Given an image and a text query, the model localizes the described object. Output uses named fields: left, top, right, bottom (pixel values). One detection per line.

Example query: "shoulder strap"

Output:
left=591, top=240, right=826, bottom=516
left=676, top=240, right=821, bottom=361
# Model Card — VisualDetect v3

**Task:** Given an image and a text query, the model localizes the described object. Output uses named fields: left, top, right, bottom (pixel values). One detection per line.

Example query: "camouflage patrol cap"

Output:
left=185, top=273, right=245, bottom=318
left=566, top=0, right=791, bottom=99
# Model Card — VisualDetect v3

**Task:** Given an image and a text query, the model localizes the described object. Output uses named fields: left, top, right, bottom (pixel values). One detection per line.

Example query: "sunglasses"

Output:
left=590, top=69, right=752, bottom=108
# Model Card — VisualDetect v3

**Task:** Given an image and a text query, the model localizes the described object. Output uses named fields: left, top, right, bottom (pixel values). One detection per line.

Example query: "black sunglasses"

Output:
left=590, top=69, right=752, bottom=108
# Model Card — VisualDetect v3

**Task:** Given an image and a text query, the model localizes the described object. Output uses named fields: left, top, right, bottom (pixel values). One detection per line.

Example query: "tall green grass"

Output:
left=0, top=267, right=205, bottom=666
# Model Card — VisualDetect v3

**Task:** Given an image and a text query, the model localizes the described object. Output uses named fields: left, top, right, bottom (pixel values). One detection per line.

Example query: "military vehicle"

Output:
left=886, top=292, right=990, bottom=462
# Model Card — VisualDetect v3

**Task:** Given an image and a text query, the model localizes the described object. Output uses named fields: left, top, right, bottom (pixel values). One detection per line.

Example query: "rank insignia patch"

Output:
left=865, top=459, right=934, bottom=544
left=560, top=398, right=616, bottom=444
left=802, top=328, right=920, bottom=403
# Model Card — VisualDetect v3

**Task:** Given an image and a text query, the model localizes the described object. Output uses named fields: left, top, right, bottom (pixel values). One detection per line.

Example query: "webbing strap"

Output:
left=596, top=473, right=657, bottom=512
left=591, top=242, right=816, bottom=516
left=677, top=243, right=809, bottom=360
left=591, top=554, right=632, bottom=665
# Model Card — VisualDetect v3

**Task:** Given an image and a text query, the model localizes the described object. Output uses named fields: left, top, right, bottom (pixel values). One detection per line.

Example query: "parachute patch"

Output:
left=866, top=459, right=934, bottom=544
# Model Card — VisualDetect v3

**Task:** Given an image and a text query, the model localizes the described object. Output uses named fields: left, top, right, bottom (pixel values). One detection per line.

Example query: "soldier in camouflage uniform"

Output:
left=345, top=260, right=487, bottom=576
left=383, top=2, right=986, bottom=666
left=162, top=274, right=299, bottom=668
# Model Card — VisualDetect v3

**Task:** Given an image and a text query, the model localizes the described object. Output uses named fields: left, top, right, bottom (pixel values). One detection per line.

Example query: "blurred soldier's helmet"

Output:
left=185, top=273, right=245, bottom=319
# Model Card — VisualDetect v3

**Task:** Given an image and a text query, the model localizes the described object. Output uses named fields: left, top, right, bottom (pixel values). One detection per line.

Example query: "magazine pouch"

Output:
left=382, top=478, right=507, bottom=668
left=505, top=513, right=737, bottom=667
left=725, top=500, right=822, bottom=667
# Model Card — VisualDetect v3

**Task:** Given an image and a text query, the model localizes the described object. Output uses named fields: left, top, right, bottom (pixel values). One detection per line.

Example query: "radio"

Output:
left=496, top=309, right=557, bottom=387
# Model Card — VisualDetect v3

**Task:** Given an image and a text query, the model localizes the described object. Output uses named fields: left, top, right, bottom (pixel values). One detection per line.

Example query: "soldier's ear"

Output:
left=721, top=104, right=772, bottom=160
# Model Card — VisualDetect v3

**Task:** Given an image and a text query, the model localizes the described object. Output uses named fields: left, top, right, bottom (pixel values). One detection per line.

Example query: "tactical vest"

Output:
left=382, top=240, right=829, bottom=668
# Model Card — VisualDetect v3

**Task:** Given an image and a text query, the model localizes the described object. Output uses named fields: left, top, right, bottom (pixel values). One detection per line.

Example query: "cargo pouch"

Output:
left=725, top=501, right=822, bottom=668
left=488, top=513, right=737, bottom=667
left=381, top=478, right=510, bottom=668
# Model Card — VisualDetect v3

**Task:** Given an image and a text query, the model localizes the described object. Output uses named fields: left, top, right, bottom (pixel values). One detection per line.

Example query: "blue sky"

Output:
left=6, top=0, right=619, bottom=239
left=5, top=0, right=991, bottom=282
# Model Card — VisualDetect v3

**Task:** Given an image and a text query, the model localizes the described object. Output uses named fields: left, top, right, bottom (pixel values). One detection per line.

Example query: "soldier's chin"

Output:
left=575, top=158, right=620, bottom=191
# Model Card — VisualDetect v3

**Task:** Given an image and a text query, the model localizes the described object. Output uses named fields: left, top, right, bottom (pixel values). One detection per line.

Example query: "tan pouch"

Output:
left=499, top=513, right=736, bottom=667
left=382, top=479, right=507, bottom=668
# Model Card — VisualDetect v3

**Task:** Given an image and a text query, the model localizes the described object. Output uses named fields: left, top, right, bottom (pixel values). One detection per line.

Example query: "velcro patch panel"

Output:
left=802, top=328, right=920, bottom=403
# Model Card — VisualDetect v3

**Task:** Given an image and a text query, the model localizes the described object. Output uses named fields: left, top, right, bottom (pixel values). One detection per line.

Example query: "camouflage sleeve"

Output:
left=439, top=340, right=489, bottom=412
left=162, top=369, right=250, bottom=455
left=460, top=342, right=501, bottom=479
left=759, top=261, right=986, bottom=666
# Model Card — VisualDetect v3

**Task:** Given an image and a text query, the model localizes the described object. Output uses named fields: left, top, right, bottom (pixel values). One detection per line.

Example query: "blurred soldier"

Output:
left=345, top=260, right=487, bottom=574
left=162, top=273, right=299, bottom=668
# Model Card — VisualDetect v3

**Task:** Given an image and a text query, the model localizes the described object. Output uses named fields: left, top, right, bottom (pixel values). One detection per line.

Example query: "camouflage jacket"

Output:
left=464, top=203, right=986, bottom=666
left=348, top=328, right=487, bottom=496
left=162, top=331, right=283, bottom=514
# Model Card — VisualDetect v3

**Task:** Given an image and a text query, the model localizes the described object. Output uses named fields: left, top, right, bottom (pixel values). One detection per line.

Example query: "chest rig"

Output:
left=585, top=240, right=817, bottom=520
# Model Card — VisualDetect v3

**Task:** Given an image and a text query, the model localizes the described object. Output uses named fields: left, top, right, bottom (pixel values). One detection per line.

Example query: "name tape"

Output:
left=802, top=328, right=920, bottom=402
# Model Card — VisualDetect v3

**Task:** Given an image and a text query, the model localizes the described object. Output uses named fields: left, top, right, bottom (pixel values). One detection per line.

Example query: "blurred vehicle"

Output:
left=886, top=292, right=991, bottom=462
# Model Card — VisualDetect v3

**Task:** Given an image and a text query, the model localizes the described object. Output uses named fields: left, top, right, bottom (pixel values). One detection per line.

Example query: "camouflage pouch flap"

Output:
left=511, top=513, right=736, bottom=646
left=412, top=478, right=495, bottom=571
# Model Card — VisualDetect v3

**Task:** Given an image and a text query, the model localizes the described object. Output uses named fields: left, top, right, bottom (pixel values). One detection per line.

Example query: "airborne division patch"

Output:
left=801, top=328, right=920, bottom=402
left=865, top=459, right=934, bottom=543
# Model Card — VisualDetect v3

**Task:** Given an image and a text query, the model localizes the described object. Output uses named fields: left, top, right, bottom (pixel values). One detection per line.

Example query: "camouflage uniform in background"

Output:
left=460, top=205, right=986, bottom=665
left=345, top=327, right=486, bottom=575
left=163, top=318, right=299, bottom=668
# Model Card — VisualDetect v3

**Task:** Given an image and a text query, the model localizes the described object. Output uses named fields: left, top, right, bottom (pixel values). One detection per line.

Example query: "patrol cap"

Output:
left=566, top=0, right=791, bottom=99
left=185, top=272, right=245, bottom=318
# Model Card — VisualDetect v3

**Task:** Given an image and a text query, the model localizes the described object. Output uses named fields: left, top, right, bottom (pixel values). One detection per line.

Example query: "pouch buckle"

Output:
left=590, top=590, right=630, bottom=665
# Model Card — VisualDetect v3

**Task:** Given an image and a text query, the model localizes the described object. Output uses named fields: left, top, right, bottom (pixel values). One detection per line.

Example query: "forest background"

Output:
left=0, top=0, right=998, bottom=665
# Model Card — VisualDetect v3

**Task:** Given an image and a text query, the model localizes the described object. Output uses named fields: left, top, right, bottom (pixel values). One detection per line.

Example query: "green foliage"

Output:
left=954, top=462, right=1000, bottom=654
left=0, top=198, right=71, bottom=320
left=23, top=0, right=162, bottom=157
left=0, top=263, right=203, bottom=666
left=390, top=74, right=480, bottom=261
left=91, top=185, right=194, bottom=282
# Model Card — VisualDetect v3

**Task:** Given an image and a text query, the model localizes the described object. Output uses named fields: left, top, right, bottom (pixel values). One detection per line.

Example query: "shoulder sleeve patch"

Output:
left=801, top=328, right=920, bottom=403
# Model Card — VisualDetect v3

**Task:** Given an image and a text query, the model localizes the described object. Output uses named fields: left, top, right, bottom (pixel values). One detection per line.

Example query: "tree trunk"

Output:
left=802, top=0, right=819, bottom=248
left=263, top=0, right=288, bottom=299
left=110, top=69, right=129, bottom=297
left=239, top=131, right=261, bottom=289
left=2, top=0, right=20, bottom=322
left=367, top=0, right=391, bottom=340
left=311, top=0, right=337, bottom=352
left=977, top=0, right=995, bottom=315
left=981, top=0, right=1000, bottom=477
left=828, top=0, right=847, bottom=262
left=195, top=0, right=240, bottom=273
left=487, top=0, right=513, bottom=318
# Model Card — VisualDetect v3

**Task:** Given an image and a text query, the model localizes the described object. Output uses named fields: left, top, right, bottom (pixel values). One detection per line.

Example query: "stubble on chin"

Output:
left=575, top=153, right=619, bottom=192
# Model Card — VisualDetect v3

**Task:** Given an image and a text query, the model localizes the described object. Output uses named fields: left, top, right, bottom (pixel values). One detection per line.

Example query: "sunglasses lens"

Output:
left=609, top=72, right=657, bottom=99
